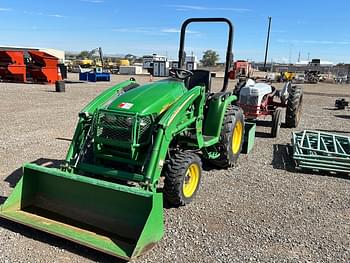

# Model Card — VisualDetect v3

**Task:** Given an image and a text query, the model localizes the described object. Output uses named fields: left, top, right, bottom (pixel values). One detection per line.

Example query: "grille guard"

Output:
left=93, top=109, right=154, bottom=159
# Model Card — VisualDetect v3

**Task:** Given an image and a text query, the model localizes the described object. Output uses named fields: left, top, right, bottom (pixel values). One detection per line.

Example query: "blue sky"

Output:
left=0, top=0, right=349, bottom=63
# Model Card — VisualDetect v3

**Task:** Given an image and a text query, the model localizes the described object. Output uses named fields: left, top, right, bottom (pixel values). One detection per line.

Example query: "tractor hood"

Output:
left=107, top=79, right=187, bottom=115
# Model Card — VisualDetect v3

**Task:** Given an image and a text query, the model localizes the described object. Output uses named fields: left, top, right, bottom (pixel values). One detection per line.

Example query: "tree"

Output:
left=200, top=50, right=219, bottom=67
left=77, top=50, right=89, bottom=59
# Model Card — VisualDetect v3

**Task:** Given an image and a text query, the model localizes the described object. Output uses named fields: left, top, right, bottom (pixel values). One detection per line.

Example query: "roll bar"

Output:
left=178, top=18, right=234, bottom=92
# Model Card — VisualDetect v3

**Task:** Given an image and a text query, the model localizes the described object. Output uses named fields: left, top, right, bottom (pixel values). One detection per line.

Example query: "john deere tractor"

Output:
left=0, top=18, right=250, bottom=260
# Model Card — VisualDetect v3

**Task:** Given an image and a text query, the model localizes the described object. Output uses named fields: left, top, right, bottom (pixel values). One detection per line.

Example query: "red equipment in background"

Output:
left=229, top=60, right=252, bottom=79
left=27, top=51, right=61, bottom=84
left=0, top=51, right=26, bottom=82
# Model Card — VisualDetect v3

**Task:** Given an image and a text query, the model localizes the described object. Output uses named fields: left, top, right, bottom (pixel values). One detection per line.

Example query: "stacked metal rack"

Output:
left=292, top=130, right=350, bottom=174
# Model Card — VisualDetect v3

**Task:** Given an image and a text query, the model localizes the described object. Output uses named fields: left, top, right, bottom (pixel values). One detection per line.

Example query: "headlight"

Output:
left=125, top=117, right=133, bottom=126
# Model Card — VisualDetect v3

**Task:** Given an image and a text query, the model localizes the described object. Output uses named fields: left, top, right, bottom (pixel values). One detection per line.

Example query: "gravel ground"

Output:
left=0, top=74, right=349, bottom=262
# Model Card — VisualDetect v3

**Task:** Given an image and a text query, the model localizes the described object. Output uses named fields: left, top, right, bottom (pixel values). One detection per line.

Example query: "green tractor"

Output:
left=0, top=18, right=252, bottom=260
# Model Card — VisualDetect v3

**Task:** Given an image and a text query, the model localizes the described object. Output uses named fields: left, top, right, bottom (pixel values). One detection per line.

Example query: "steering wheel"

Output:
left=169, top=68, right=194, bottom=80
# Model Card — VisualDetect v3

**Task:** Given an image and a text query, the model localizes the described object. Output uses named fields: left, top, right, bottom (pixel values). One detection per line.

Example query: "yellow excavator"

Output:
left=282, top=71, right=295, bottom=81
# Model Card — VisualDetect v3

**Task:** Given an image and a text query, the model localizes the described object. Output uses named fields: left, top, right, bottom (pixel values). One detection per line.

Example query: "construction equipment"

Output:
left=26, top=51, right=62, bottom=84
left=0, top=50, right=63, bottom=84
left=282, top=71, right=295, bottom=81
left=0, top=50, right=26, bottom=82
left=78, top=47, right=111, bottom=82
left=235, top=79, right=303, bottom=137
left=305, top=70, right=320, bottom=83
left=0, top=18, right=254, bottom=260
left=292, top=130, right=350, bottom=174
left=229, top=60, right=252, bottom=79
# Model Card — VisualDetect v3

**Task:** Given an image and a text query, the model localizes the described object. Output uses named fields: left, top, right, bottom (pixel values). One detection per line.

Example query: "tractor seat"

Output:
left=187, top=69, right=211, bottom=93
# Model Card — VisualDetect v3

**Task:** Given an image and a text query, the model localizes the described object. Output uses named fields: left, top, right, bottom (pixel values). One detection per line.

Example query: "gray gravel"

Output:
left=0, top=74, right=349, bottom=262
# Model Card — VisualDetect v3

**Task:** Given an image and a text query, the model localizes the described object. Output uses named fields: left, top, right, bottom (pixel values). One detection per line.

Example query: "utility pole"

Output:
left=263, top=16, right=272, bottom=71
left=298, top=51, right=301, bottom=62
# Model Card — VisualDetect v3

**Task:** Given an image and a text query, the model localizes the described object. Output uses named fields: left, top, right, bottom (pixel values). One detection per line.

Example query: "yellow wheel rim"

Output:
left=232, top=121, right=243, bottom=154
left=183, top=163, right=200, bottom=198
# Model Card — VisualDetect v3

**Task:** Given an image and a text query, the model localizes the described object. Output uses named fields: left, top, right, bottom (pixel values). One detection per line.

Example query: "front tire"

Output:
left=210, top=105, right=244, bottom=168
left=271, top=108, right=282, bottom=138
left=285, top=85, right=303, bottom=128
left=163, top=152, right=202, bottom=206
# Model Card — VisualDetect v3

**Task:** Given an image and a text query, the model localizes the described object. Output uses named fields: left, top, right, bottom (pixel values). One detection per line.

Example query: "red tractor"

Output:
left=229, top=60, right=252, bottom=79
left=234, top=79, right=303, bottom=137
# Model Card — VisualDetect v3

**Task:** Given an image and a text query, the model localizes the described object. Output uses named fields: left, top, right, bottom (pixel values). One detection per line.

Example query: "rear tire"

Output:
left=285, top=85, right=303, bottom=128
left=210, top=105, right=244, bottom=168
left=163, top=152, right=202, bottom=207
left=271, top=108, right=282, bottom=138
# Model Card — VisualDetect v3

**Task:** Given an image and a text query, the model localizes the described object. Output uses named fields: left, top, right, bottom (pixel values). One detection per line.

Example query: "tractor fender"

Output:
left=145, top=86, right=203, bottom=183
left=158, top=86, right=203, bottom=141
left=203, top=92, right=237, bottom=138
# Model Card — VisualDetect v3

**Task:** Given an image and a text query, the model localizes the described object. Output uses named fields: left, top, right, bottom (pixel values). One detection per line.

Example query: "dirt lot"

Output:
left=0, top=74, right=349, bottom=262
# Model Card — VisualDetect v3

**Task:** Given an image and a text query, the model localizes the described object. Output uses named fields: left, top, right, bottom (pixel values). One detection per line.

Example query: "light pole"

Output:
left=263, top=16, right=272, bottom=71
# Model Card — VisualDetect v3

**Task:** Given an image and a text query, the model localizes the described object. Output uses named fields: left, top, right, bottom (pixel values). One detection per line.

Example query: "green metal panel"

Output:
left=0, top=163, right=163, bottom=260
left=107, top=80, right=187, bottom=115
left=242, top=122, right=256, bottom=154
left=291, top=130, right=350, bottom=174
left=203, top=93, right=237, bottom=138
left=146, top=86, right=204, bottom=184
left=66, top=80, right=138, bottom=163
left=82, top=80, right=136, bottom=114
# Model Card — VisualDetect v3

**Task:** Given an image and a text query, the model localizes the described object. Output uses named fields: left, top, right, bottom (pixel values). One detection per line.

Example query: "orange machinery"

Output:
left=0, top=50, right=26, bottom=82
left=27, top=51, right=61, bottom=84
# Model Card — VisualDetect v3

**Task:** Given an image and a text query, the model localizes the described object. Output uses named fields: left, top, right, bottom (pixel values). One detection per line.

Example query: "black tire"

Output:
left=271, top=108, right=282, bottom=138
left=210, top=105, right=245, bottom=168
left=285, top=85, right=303, bottom=128
left=163, top=152, right=202, bottom=206
left=55, top=80, right=65, bottom=92
left=233, top=79, right=246, bottom=96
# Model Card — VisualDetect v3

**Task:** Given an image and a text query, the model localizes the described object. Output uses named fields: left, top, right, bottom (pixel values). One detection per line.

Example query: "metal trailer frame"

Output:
left=292, top=130, right=350, bottom=174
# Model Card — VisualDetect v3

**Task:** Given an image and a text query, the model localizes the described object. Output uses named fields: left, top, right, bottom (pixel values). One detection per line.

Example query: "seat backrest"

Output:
left=187, top=70, right=211, bottom=93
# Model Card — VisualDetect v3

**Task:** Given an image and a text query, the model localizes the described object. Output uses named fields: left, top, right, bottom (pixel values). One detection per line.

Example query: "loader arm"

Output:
left=65, top=79, right=138, bottom=163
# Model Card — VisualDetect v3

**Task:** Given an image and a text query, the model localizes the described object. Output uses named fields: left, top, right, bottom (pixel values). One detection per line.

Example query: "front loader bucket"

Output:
left=0, top=163, right=164, bottom=260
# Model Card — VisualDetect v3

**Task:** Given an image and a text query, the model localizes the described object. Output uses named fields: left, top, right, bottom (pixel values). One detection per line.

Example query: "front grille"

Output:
left=240, top=94, right=259, bottom=106
left=138, top=116, right=152, bottom=142
left=96, top=112, right=133, bottom=142
left=94, top=111, right=153, bottom=145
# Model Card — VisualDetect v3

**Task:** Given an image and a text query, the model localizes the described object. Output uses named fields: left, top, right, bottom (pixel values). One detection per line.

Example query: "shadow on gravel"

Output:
left=255, top=131, right=271, bottom=138
left=55, top=137, right=72, bottom=142
left=253, top=120, right=288, bottom=138
left=272, top=144, right=295, bottom=172
left=45, top=90, right=63, bottom=93
left=0, top=218, right=126, bottom=263
left=64, top=80, right=85, bottom=84
left=5, top=158, right=65, bottom=188
left=334, top=114, right=350, bottom=120
left=255, top=120, right=271, bottom=128
left=0, top=196, right=6, bottom=205
left=272, top=144, right=350, bottom=180
left=323, top=107, right=339, bottom=111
